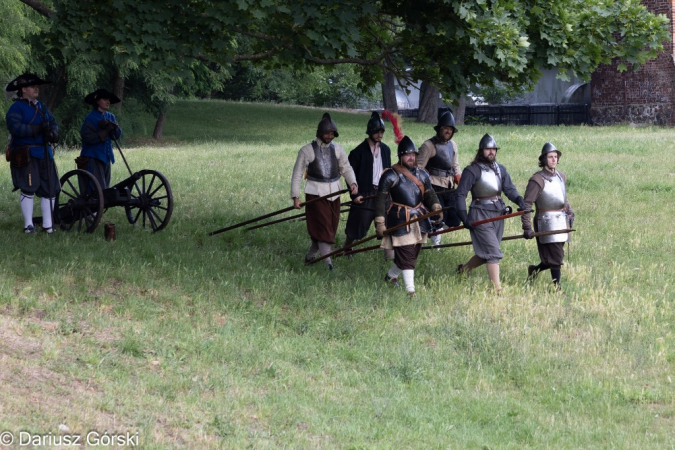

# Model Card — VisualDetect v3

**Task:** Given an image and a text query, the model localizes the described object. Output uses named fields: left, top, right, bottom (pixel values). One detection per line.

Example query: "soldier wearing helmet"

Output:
left=373, top=136, right=442, bottom=297
left=291, top=112, right=358, bottom=270
left=416, top=110, right=462, bottom=246
left=521, top=142, right=574, bottom=291
left=455, top=134, right=526, bottom=294
left=344, top=111, right=393, bottom=260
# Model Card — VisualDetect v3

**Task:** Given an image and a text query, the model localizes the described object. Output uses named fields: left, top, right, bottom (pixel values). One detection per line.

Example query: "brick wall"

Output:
left=590, top=0, right=675, bottom=125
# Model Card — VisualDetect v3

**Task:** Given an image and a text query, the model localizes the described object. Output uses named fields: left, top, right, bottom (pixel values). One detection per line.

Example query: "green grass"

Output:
left=0, top=99, right=674, bottom=449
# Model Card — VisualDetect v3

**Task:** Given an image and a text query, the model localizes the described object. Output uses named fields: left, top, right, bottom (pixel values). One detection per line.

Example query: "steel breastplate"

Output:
left=471, top=165, right=501, bottom=198
left=389, top=170, right=423, bottom=207
left=427, top=139, right=455, bottom=172
left=535, top=172, right=566, bottom=210
left=307, top=142, right=340, bottom=182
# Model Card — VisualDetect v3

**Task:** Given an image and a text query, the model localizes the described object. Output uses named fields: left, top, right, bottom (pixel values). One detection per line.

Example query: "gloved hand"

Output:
left=523, top=229, right=534, bottom=239
left=457, top=209, right=474, bottom=230
left=375, top=216, right=386, bottom=238
left=516, top=196, right=526, bottom=211
left=453, top=173, right=461, bottom=187
left=431, top=203, right=443, bottom=225
left=45, top=129, right=59, bottom=143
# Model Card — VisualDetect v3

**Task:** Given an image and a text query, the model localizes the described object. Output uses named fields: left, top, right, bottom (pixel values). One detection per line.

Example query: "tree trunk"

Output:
left=153, top=112, right=166, bottom=139
left=454, top=95, right=467, bottom=125
left=44, top=66, right=67, bottom=112
left=381, top=71, right=398, bottom=113
left=417, top=82, right=439, bottom=123
left=113, top=72, right=125, bottom=112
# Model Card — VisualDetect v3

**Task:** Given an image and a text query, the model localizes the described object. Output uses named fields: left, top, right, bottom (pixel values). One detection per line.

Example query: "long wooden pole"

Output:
left=306, top=208, right=440, bottom=265
left=420, top=228, right=575, bottom=251
left=209, top=189, right=348, bottom=236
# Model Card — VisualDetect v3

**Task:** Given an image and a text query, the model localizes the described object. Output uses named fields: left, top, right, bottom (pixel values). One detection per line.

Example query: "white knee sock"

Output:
left=318, top=242, right=333, bottom=266
left=20, top=194, right=34, bottom=228
left=387, top=264, right=402, bottom=280
left=430, top=234, right=441, bottom=246
left=41, top=197, right=54, bottom=230
left=402, top=269, right=415, bottom=293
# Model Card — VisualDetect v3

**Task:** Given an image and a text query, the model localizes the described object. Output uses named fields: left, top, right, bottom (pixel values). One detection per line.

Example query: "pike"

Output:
left=209, top=189, right=348, bottom=236
left=307, top=208, right=440, bottom=265
left=428, top=210, right=529, bottom=237
left=247, top=206, right=355, bottom=231
left=421, top=228, right=576, bottom=251
left=247, top=193, right=379, bottom=231
left=336, top=209, right=530, bottom=258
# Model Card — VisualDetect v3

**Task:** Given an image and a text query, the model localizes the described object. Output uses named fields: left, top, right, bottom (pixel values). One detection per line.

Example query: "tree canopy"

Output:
left=5, top=0, right=671, bottom=134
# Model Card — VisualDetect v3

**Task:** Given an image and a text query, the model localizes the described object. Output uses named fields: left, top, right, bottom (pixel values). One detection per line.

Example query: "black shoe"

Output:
left=24, top=224, right=37, bottom=234
left=384, top=274, right=400, bottom=288
left=456, top=264, right=464, bottom=275
left=527, top=265, right=539, bottom=281
left=328, top=263, right=334, bottom=271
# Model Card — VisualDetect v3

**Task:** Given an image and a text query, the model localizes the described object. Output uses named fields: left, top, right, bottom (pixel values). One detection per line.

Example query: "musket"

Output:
left=421, top=228, right=576, bottom=250
left=209, top=189, right=348, bottom=236
left=306, top=208, right=440, bottom=265
left=428, top=210, right=530, bottom=237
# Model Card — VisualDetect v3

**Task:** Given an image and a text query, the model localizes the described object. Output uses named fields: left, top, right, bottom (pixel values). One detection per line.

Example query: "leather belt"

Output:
left=428, top=167, right=454, bottom=177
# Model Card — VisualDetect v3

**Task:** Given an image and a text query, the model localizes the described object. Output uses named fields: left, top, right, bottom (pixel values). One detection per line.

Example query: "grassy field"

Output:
left=0, top=99, right=674, bottom=449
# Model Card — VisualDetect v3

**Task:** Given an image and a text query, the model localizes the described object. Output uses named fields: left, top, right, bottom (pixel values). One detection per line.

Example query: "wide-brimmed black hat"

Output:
left=5, top=73, right=49, bottom=92
left=84, top=88, right=121, bottom=105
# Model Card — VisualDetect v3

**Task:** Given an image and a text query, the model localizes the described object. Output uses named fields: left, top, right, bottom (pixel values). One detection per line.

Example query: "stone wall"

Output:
left=590, top=0, right=675, bottom=126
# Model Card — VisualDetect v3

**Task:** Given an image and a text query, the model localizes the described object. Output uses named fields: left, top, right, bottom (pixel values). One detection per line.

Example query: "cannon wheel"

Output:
left=55, top=169, right=104, bottom=233
left=125, top=169, right=174, bottom=232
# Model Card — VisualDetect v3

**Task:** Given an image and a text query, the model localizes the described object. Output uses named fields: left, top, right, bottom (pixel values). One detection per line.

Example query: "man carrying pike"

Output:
left=521, top=142, right=574, bottom=290
left=455, top=134, right=526, bottom=293
left=416, top=110, right=462, bottom=246
left=291, top=113, right=358, bottom=270
left=374, top=136, right=442, bottom=297
left=344, top=111, right=393, bottom=260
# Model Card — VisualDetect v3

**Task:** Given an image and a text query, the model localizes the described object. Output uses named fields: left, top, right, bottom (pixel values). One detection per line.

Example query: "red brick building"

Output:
left=591, top=0, right=675, bottom=125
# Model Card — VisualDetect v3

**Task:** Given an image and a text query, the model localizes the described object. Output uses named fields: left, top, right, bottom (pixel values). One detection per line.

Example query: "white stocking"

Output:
left=20, top=193, right=34, bottom=228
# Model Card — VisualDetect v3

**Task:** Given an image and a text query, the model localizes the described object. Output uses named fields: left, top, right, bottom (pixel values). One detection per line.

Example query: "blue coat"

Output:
left=5, top=99, right=57, bottom=159
left=80, top=109, right=122, bottom=164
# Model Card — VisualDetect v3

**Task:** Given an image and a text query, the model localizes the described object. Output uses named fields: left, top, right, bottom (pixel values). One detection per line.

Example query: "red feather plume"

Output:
left=381, top=110, right=403, bottom=144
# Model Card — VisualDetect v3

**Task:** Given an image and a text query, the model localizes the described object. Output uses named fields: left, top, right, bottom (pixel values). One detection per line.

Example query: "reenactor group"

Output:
left=5, top=72, right=573, bottom=297
left=291, top=111, right=574, bottom=296
left=4, top=73, right=121, bottom=233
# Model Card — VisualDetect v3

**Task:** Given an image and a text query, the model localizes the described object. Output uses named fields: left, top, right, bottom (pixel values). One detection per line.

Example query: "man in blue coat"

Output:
left=79, top=88, right=122, bottom=189
left=5, top=73, right=60, bottom=233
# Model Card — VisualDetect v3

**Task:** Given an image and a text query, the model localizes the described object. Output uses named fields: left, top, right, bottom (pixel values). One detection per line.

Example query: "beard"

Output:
left=478, top=152, right=495, bottom=164
left=401, top=158, right=415, bottom=170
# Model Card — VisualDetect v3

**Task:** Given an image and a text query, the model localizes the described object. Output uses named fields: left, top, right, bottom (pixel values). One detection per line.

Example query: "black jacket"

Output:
left=347, top=139, right=392, bottom=197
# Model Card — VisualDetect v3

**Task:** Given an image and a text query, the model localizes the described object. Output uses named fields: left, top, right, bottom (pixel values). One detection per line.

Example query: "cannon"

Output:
left=54, top=139, right=173, bottom=233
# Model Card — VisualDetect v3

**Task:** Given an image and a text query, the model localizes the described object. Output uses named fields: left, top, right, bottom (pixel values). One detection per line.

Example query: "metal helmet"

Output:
left=539, top=141, right=562, bottom=163
left=397, top=135, right=418, bottom=156
left=316, top=112, right=339, bottom=138
left=478, top=133, right=499, bottom=150
left=366, top=111, right=385, bottom=136
left=434, top=110, right=458, bottom=133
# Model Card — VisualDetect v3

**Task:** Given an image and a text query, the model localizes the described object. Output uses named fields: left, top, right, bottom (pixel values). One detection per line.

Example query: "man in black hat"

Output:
left=416, top=110, right=462, bottom=247
left=79, top=88, right=122, bottom=189
left=290, top=112, right=358, bottom=269
left=374, top=136, right=442, bottom=297
left=521, top=142, right=574, bottom=290
left=343, top=111, right=393, bottom=259
left=455, top=134, right=525, bottom=293
left=4, top=73, right=60, bottom=233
